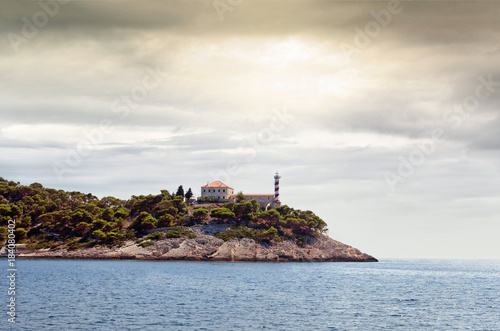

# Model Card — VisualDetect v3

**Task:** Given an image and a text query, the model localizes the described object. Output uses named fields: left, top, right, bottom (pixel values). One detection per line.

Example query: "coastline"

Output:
left=14, top=225, right=377, bottom=262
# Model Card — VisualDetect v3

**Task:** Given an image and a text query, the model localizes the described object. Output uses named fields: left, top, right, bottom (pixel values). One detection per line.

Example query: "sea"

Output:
left=1, top=259, right=498, bottom=330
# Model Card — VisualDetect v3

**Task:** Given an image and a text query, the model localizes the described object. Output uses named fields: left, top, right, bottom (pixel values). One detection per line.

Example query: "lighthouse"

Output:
left=273, top=171, right=281, bottom=204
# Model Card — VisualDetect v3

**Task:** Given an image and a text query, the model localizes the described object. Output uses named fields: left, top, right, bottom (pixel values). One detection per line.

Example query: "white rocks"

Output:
left=19, top=229, right=377, bottom=262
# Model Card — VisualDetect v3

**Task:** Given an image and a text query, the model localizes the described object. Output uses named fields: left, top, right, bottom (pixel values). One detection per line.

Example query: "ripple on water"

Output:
left=1, top=259, right=499, bottom=330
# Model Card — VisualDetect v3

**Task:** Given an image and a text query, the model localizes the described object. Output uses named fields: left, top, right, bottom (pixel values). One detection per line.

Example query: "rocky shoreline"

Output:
left=17, top=225, right=377, bottom=262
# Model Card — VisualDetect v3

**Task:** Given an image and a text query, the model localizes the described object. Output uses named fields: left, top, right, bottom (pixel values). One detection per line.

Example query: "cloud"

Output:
left=0, top=0, right=499, bottom=258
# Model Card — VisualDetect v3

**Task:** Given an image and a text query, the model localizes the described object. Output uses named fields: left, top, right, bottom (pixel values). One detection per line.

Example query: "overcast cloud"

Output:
left=1, top=0, right=499, bottom=259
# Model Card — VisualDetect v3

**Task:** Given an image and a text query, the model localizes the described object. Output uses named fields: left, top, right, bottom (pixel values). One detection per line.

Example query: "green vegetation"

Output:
left=235, top=191, right=245, bottom=203
left=0, top=177, right=327, bottom=249
left=193, top=208, right=209, bottom=223
left=144, top=231, right=165, bottom=241
left=185, top=188, right=193, bottom=200
left=215, top=225, right=279, bottom=243
left=210, top=207, right=235, bottom=220
left=175, top=185, right=185, bottom=198
left=165, top=226, right=196, bottom=239
left=196, top=196, right=217, bottom=203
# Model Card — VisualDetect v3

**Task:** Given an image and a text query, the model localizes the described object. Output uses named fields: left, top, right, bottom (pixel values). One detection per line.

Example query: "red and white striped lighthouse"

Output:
left=273, top=171, right=281, bottom=203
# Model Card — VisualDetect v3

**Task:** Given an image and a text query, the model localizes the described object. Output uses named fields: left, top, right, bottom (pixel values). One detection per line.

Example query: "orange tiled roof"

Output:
left=202, top=181, right=234, bottom=189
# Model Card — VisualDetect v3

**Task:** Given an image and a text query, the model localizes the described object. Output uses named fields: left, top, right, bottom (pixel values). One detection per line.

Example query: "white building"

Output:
left=231, top=193, right=277, bottom=209
left=201, top=181, right=234, bottom=200
left=200, top=172, right=282, bottom=209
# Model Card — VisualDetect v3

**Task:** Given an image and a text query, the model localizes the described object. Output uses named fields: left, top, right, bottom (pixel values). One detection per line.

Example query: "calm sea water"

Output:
left=1, top=259, right=499, bottom=330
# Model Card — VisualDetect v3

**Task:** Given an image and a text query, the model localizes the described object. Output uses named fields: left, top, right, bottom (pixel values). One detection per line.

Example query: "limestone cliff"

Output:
left=18, top=225, right=377, bottom=262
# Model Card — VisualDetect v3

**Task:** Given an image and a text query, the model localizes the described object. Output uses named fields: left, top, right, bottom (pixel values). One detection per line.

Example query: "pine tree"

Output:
left=175, top=185, right=184, bottom=197
left=185, top=188, right=193, bottom=200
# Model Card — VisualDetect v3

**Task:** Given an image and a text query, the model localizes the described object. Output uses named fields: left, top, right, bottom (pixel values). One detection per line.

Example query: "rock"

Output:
left=19, top=229, right=377, bottom=262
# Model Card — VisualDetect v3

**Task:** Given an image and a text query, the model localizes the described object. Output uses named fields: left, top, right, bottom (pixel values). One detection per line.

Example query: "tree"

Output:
left=158, top=214, right=176, bottom=228
left=173, top=195, right=188, bottom=214
left=222, top=202, right=235, bottom=211
left=75, top=222, right=90, bottom=236
left=101, top=208, right=114, bottom=222
left=249, top=199, right=260, bottom=213
left=131, top=212, right=158, bottom=232
left=10, top=204, right=22, bottom=218
left=160, top=189, right=172, bottom=200
left=233, top=200, right=259, bottom=221
left=235, top=191, right=245, bottom=203
left=140, top=214, right=158, bottom=230
left=15, top=228, right=27, bottom=241
left=0, top=204, right=11, bottom=217
left=185, top=188, right=193, bottom=200
left=90, top=219, right=108, bottom=231
left=263, top=226, right=278, bottom=238
left=114, top=208, right=129, bottom=219
left=259, top=209, right=281, bottom=224
left=276, top=205, right=292, bottom=217
left=157, top=206, right=178, bottom=218
left=92, top=229, right=107, bottom=241
left=0, top=226, right=7, bottom=242
left=175, top=185, right=184, bottom=198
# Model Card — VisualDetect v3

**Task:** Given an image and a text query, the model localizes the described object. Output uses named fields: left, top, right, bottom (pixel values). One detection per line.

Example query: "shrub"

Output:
left=178, top=214, right=194, bottom=226
left=263, top=226, right=278, bottom=237
left=68, top=240, right=93, bottom=251
left=259, top=210, right=280, bottom=223
left=196, top=196, right=217, bottom=203
left=235, top=192, right=245, bottom=203
left=275, top=205, right=292, bottom=216
left=145, top=231, right=164, bottom=240
left=215, top=226, right=262, bottom=242
left=210, top=208, right=235, bottom=220
left=139, top=241, right=155, bottom=248
left=222, top=202, right=235, bottom=211
left=107, top=231, right=125, bottom=245
left=165, top=226, right=196, bottom=239
left=157, top=214, right=176, bottom=228
left=125, top=229, right=137, bottom=240
left=193, top=208, right=209, bottom=219
left=92, top=229, right=107, bottom=241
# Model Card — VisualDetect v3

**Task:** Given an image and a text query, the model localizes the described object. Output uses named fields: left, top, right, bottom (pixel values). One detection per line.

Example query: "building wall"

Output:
left=240, top=195, right=275, bottom=209
left=201, top=186, right=234, bottom=200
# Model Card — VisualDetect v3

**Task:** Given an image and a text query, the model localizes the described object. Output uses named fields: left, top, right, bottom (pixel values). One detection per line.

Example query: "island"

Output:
left=0, top=177, right=377, bottom=262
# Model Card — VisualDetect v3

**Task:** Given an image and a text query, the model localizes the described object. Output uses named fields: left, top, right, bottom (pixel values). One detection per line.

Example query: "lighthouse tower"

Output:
left=273, top=171, right=281, bottom=205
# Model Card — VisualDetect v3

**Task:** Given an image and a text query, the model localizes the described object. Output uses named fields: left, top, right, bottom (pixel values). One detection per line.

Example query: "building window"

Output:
left=218, top=189, right=220, bottom=192
left=223, top=189, right=225, bottom=192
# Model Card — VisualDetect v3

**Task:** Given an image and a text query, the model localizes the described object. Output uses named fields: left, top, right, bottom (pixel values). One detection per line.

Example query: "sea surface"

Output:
left=1, top=259, right=499, bottom=330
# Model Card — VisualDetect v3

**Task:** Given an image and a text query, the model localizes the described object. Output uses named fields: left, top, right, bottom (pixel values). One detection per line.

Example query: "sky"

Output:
left=1, top=0, right=499, bottom=259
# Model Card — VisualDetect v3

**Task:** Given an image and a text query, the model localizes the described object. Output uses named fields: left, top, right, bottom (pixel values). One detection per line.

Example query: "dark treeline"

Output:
left=0, top=178, right=328, bottom=250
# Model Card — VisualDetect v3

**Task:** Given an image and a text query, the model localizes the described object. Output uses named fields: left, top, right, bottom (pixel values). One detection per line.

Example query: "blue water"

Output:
left=1, top=259, right=499, bottom=330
